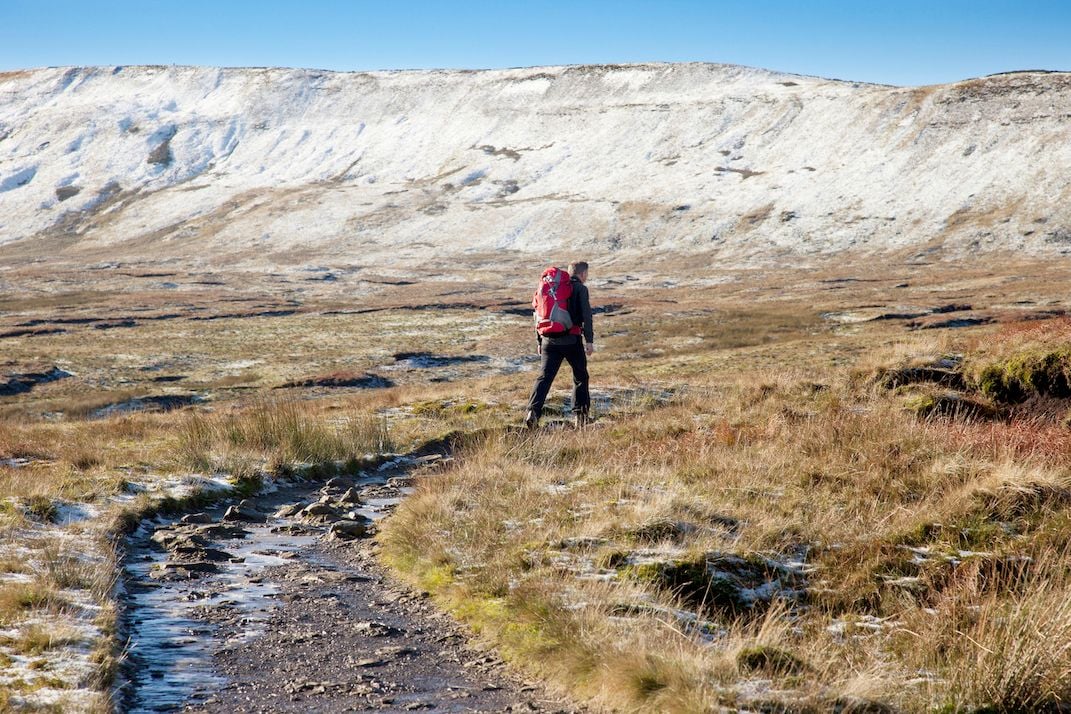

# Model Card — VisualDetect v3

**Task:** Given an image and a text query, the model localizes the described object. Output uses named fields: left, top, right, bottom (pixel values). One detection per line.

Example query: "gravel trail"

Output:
left=119, top=453, right=577, bottom=713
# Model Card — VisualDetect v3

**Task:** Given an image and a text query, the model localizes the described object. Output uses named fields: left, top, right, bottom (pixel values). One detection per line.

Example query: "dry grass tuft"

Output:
left=0, top=582, right=67, bottom=625
left=901, top=547, right=1071, bottom=711
left=38, top=542, right=113, bottom=597
left=1, top=623, right=85, bottom=656
left=176, top=398, right=393, bottom=473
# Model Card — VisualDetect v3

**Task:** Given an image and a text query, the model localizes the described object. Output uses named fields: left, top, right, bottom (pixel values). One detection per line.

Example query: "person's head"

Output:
left=568, top=261, right=589, bottom=283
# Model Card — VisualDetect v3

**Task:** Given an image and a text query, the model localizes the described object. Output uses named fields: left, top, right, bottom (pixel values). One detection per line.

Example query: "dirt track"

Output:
left=119, top=457, right=578, bottom=713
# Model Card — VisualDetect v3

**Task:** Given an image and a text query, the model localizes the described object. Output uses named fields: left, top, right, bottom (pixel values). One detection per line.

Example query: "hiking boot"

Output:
left=524, top=410, right=538, bottom=430
left=573, top=411, right=591, bottom=428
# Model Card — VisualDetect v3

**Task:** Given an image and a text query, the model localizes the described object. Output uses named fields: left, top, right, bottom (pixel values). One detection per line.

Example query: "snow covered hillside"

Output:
left=1, top=63, right=1070, bottom=268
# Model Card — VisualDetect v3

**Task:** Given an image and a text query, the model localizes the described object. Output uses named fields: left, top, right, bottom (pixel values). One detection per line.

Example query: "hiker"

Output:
left=525, top=261, right=594, bottom=429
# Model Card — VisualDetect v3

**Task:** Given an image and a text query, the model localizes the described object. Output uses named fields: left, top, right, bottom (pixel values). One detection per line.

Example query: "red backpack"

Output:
left=533, top=266, right=576, bottom=336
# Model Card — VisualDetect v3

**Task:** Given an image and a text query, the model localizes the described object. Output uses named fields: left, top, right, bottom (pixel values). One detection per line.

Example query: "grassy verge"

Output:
left=381, top=319, right=1071, bottom=712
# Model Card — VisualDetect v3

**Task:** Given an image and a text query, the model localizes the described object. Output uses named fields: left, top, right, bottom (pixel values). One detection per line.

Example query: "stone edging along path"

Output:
left=113, top=433, right=579, bottom=713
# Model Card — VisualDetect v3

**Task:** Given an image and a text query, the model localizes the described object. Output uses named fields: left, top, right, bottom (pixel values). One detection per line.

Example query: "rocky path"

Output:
left=119, top=454, right=577, bottom=713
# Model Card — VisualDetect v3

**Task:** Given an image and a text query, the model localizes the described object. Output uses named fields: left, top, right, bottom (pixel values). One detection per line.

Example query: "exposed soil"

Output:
left=92, top=394, right=201, bottom=418
left=0, top=326, right=68, bottom=339
left=279, top=371, right=394, bottom=389
left=0, top=365, right=72, bottom=395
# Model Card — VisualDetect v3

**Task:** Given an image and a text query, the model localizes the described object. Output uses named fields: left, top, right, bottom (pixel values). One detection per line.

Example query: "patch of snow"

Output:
left=827, top=614, right=900, bottom=640
left=880, top=575, right=923, bottom=588
left=221, top=359, right=261, bottom=371
left=52, top=501, right=100, bottom=525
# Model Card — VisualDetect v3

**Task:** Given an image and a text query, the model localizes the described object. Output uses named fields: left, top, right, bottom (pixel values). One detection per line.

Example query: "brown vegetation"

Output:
left=2, top=256, right=1070, bottom=711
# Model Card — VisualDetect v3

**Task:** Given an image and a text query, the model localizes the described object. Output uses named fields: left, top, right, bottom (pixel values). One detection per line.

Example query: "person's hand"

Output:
left=585, top=343, right=594, bottom=357
left=537, top=343, right=542, bottom=356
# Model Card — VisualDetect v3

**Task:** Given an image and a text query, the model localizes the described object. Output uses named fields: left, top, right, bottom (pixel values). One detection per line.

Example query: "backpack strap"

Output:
left=567, top=277, right=583, bottom=335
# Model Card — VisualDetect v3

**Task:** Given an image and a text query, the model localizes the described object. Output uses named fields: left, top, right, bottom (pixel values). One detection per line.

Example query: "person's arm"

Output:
left=536, top=331, right=543, bottom=355
left=580, top=285, right=594, bottom=351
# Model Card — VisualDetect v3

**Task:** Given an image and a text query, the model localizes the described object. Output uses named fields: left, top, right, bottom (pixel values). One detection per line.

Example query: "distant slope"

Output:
left=1, top=63, right=1070, bottom=268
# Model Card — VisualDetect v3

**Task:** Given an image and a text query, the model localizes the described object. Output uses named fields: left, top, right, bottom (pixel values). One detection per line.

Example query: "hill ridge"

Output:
left=1, top=62, right=1069, bottom=269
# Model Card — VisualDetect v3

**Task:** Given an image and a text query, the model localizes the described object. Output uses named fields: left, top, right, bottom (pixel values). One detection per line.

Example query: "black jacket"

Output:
left=538, top=276, right=594, bottom=347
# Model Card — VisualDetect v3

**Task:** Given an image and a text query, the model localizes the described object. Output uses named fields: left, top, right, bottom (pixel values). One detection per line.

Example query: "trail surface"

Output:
left=119, top=454, right=576, bottom=713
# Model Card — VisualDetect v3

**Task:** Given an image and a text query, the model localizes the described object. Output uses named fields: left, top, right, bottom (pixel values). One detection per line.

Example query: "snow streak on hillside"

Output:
left=1, top=63, right=1070, bottom=267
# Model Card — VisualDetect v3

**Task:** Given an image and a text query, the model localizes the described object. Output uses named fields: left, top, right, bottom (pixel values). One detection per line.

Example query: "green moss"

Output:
left=418, top=564, right=456, bottom=593
left=974, top=348, right=1071, bottom=403
left=904, top=394, right=938, bottom=415
left=228, top=471, right=264, bottom=497
left=412, top=399, right=492, bottom=417
left=453, top=595, right=508, bottom=629
left=411, top=400, right=448, bottom=416
left=957, top=518, right=1010, bottom=549
left=904, top=391, right=997, bottom=420
left=500, top=617, right=561, bottom=657
left=976, top=364, right=1019, bottom=403
left=624, top=518, right=695, bottom=544
left=895, top=516, right=1009, bottom=551
left=877, top=364, right=964, bottom=391
left=621, top=561, right=664, bottom=581
left=893, top=521, right=943, bottom=547
left=24, top=495, right=57, bottom=523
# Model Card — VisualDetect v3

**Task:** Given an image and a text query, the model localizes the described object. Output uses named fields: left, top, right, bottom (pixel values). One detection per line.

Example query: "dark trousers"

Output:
left=526, top=341, right=590, bottom=418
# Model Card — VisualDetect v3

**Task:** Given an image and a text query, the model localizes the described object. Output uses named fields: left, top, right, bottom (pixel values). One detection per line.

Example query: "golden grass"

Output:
left=0, top=582, right=68, bottom=626
left=382, top=313, right=1071, bottom=712
left=175, top=397, right=394, bottom=473
left=37, top=542, right=114, bottom=598
left=2, top=257, right=1071, bottom=712
left=1, top=623, right=85, bottom=656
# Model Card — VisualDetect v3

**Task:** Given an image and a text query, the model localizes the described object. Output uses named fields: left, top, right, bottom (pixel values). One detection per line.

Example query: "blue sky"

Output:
left=2, top=1, right=1069, bottom=86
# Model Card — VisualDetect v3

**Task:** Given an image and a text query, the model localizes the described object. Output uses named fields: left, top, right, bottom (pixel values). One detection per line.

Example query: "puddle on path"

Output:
left=119, top=459, right=423, bottom=712
left=122, top=519, right=317, bottom=711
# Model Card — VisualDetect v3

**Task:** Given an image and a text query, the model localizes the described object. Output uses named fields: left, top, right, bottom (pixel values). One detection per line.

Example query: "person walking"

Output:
left=525, top=261, right=594, bottom=429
